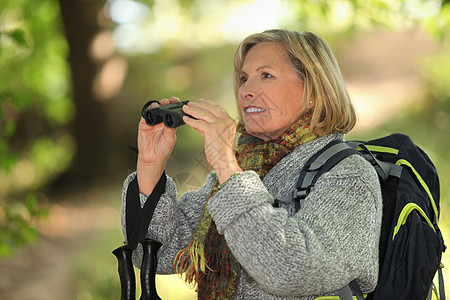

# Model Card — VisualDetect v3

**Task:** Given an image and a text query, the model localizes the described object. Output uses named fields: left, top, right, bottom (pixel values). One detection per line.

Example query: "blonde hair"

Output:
left=233, top=29, right=357, bottom=134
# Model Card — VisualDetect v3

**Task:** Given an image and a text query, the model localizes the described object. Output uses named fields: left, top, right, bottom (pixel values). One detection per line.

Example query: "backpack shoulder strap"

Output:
left=275, top=140, right=360, bottom=211
left=348, top=142, right=402, bottom=181
left=296, top=142, right=368, bottom=300
left=336, top=280, right=366, bottom=300
left=296, top=140, right=359, bottom=195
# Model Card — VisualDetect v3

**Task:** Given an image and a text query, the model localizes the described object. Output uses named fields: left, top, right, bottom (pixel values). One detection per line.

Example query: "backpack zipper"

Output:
left=395, top=158, right=439, bottom=220
left=392, top=202, right=436, bottom=241
left=357, top=145, right=399, bottom=155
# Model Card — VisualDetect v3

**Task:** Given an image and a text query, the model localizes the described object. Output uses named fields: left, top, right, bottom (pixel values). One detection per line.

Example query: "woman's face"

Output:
left=238, top=42, right=305, bottom=140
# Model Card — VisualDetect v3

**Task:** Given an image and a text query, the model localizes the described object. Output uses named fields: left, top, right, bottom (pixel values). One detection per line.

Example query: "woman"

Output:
left=121, top=29, right=382, bottom=299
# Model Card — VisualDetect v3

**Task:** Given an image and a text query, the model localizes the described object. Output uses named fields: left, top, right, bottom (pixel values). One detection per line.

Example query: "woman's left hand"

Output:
left=182, top=99, right=242, bottom=184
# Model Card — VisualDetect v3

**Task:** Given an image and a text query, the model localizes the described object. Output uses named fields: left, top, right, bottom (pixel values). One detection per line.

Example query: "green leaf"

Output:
left=4, top=121, right=16, bottom=137
left=0, top=239, right=13, bottom=257
left=0, top=140, right=17, bottom=172
left=9, top=29, right=28, bottom=47
left=25, top=194, right=37, bottom=215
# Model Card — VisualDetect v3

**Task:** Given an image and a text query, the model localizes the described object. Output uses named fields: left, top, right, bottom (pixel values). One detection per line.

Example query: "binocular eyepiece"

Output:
left=142, top=100, right=191, bottom=128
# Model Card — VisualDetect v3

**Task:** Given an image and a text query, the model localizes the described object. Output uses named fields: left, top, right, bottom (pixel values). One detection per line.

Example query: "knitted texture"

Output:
left=174, top=121, right=321, bottom=299
left=121, top=132, right=383, bottom=299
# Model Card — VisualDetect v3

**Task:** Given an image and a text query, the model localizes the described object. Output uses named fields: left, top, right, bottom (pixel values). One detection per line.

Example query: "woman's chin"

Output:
left=244, top=121, right=287, bottom=141
left=244, top=125, right=273, bottom=141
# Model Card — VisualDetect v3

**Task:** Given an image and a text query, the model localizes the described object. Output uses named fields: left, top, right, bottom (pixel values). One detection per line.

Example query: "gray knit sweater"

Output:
left=121, top=133, right=383, bottom=299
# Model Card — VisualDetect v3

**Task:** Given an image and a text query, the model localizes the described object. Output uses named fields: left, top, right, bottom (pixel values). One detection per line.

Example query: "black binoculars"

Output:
left=141, top=100, right=191, bottom=128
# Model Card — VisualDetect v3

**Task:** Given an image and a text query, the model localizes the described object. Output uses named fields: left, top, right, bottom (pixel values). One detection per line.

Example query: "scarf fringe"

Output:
left=174, top=240, right=233, bottom=280
left=174, top=241, right=207, bottom=284
left=174, top=236, right=238, bottom=300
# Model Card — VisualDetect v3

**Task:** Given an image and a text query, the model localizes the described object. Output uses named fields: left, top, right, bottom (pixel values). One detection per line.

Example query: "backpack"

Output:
left=276, top=133, right=446, bottom=300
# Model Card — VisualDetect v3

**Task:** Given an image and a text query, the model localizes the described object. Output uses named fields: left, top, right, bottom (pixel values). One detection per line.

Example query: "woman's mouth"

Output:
left=244, top=106, right=266, bottom=114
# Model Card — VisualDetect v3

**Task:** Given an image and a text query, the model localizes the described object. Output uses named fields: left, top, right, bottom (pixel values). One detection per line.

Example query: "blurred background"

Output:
left=0, top=0, right=449, bottom=299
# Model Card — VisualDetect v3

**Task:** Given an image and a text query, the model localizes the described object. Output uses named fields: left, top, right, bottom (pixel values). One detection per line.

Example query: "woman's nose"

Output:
left=240, top=83, right=257, bottom=100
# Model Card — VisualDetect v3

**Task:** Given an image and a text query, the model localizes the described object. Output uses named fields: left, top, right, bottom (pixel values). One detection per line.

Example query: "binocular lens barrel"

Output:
left=162, top=111, right=183, bottom=128
left=144, top=109, right=163, bottom=126
left=142, top=100, right=190, bottom=128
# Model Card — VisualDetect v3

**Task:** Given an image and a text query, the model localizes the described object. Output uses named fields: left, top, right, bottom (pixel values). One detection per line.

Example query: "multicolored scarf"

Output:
left=174, top=120, right=322, bottom=299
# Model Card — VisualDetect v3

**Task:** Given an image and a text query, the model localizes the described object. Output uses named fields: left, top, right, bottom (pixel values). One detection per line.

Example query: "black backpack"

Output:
left=277, top=133, right=446, bottom=300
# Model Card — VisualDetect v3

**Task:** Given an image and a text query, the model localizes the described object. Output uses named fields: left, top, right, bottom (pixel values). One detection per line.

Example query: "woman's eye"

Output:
left=239, top=76, right=248, bottom=84
left=262, top=72, right=273, bottom=79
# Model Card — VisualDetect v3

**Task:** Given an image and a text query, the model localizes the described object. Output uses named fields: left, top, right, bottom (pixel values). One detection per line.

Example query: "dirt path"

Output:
left=0, top=235, right=80, bottom=300
left=0, top=187, right=121, bottom=300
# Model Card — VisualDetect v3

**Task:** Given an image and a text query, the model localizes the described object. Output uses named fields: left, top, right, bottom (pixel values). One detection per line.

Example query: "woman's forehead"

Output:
left=242, top=42, right=288, bottom=70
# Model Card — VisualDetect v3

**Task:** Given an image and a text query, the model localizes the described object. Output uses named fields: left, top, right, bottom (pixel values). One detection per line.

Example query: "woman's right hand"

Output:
left=138, top=97, right=179, bottom=164
left=136, top=97, right=179, bottom=194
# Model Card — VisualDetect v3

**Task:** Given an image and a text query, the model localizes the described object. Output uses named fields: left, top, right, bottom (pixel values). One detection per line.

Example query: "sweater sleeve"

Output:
left=121, top=171, right=217, bottom=274
left=207, top=154, right=382, bottom=297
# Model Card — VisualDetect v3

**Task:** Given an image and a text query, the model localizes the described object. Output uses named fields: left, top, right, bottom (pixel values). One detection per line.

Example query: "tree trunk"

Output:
left=58, top=0, right=111, bottom=186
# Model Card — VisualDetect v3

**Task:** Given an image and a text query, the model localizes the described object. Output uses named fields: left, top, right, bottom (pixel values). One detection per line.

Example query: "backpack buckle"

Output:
left=306, top=162, right=323, bottom=172
left=363, top=153, right=377, bottom=166
left=294, top=186, right=312, bottom=201
left=273, top=186, right=313, bottom=209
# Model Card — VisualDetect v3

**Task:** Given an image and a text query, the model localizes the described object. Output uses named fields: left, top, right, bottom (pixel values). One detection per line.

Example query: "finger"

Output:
left=160, top=98, right=170, bottom=106
left=186, top=101, right=223, bottom=118
left=141, top=100, right=161, bottom=112
left=161, top=97, right=181, bottom=106
left=195, top=99, right=229, bottom=118
left=169, top=96, right=180, bottom=104
left=149, top=102, right=161, bottom=109
left=182, top=115, right=206, bottom=133
left=185, top=102, right=233, bottom=129
left=183, top=103, right=216, bottom=123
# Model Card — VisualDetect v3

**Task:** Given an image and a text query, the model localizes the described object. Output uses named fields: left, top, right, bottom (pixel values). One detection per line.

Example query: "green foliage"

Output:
left=0, top=0, right=74, bottom=255
left=425, top=0, right=450, bottom=41
left=421, top=49, right=450, bottom=102
left=0, top=194, right=48, bottom=256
